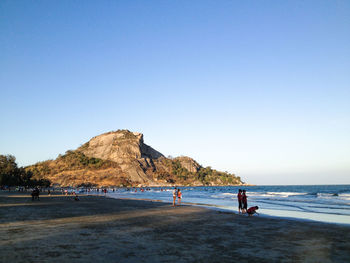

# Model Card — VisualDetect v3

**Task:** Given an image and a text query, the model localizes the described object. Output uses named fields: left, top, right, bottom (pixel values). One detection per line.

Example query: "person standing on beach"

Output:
left=172, top=187, right=177, bottom=207
left=177, top=189, right=182, bottom=205
left=237, top=189, right=243, bottom=213
left=242, top=190, right=248, bottom=213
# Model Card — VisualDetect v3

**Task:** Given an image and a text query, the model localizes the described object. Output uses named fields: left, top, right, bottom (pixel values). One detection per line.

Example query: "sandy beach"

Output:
left=1, top=191, right=350, bottom=263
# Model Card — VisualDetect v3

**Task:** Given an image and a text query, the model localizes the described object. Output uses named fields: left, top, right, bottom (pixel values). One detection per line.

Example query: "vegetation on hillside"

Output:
left=197, top=166, right=241, bottom=185
left=58, top=150, right=114, bottom=169
left=157, top=158, right=241, bottom=185
left=25, top=150, right=119, bottom=179
left=0, top=155, right=51, bottom=187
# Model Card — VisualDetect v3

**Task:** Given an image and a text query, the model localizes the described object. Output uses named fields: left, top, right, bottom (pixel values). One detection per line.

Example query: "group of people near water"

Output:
left=172, top=187, right=182, bottom=206
left=170, top=187, right=259, bottom=216
left=237, top=189, right=259, bottom=216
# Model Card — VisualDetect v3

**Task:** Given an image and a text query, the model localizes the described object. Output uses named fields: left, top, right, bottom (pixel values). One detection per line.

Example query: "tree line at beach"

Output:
left=0, top=155, right=51, bottom=187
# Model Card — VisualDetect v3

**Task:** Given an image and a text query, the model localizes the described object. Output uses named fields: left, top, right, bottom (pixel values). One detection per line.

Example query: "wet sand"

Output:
left=1, top=191, right=350, bottom=263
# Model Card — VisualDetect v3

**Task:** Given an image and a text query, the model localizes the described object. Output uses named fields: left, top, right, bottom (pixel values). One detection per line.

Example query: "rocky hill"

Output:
left=25, top=130, right=243, bottom=187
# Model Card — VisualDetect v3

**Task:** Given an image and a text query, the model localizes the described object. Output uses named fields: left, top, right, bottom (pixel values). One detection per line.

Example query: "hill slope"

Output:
left=25, top=130, right=243, bottom=187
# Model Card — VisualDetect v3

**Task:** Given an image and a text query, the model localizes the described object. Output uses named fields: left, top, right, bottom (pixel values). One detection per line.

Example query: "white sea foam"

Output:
left=338, top=194, right=350, bottom=200
left=222, top=193, right=236, bottom=196
left=266, top=192, right=307, bottom=197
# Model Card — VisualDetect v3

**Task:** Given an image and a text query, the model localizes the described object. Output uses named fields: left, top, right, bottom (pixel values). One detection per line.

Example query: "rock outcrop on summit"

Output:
left=26, top=130, right=243, bottom=187
left=79, top=131, right=163, bottom=162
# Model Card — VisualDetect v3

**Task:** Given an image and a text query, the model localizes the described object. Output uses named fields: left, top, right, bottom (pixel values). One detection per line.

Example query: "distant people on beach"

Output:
left=237, top=189, right=243, bottom=213
left=237, top=189, right=251, bottom=214
left=236, top=189, right=259, bottom=216
left=171, top=188, right=183, bottom=206
left=247, top=206, right=259, bottom=216
left=172, top=187, right=177, bottom=206
left=177, top=189, right=182, bottom=205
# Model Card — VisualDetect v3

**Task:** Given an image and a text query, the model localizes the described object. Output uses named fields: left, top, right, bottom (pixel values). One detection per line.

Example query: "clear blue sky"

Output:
left=1, top=0, right=349, bottom=185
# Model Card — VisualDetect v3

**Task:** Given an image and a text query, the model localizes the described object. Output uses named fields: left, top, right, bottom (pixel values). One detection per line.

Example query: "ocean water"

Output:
left=101, top=185, right=350, bottom=225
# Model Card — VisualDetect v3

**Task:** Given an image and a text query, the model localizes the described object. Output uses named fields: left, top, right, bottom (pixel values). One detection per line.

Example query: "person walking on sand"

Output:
left=242, top=190, right=248, bottom=213
left=177, top=189, right=182, bottom=205
left=172, top=187, right=177, bottom=207
left=237, top=189, right=243, bottom=213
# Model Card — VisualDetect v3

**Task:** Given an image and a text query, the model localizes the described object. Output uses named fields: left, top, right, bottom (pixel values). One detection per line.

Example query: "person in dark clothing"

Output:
left=74, top=193, right=80, bottom=201
left=237, top=189, right=243, bottom=213
left=31, top=187, right=40, bottom=201
left=242, top=190, right=247, bottom=213
left=247, top=206, right=259, bottom=216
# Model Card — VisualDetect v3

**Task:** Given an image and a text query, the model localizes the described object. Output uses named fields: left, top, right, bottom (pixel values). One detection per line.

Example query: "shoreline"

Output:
left=90, top=188, right=350, bottom=226
left=1, top=191, right=350, bottom=262
left=99, top=193, right=350, bottom=227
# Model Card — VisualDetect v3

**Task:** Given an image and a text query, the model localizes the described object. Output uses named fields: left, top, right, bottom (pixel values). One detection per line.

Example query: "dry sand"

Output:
left=1, top=191, right=349, bottom=263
